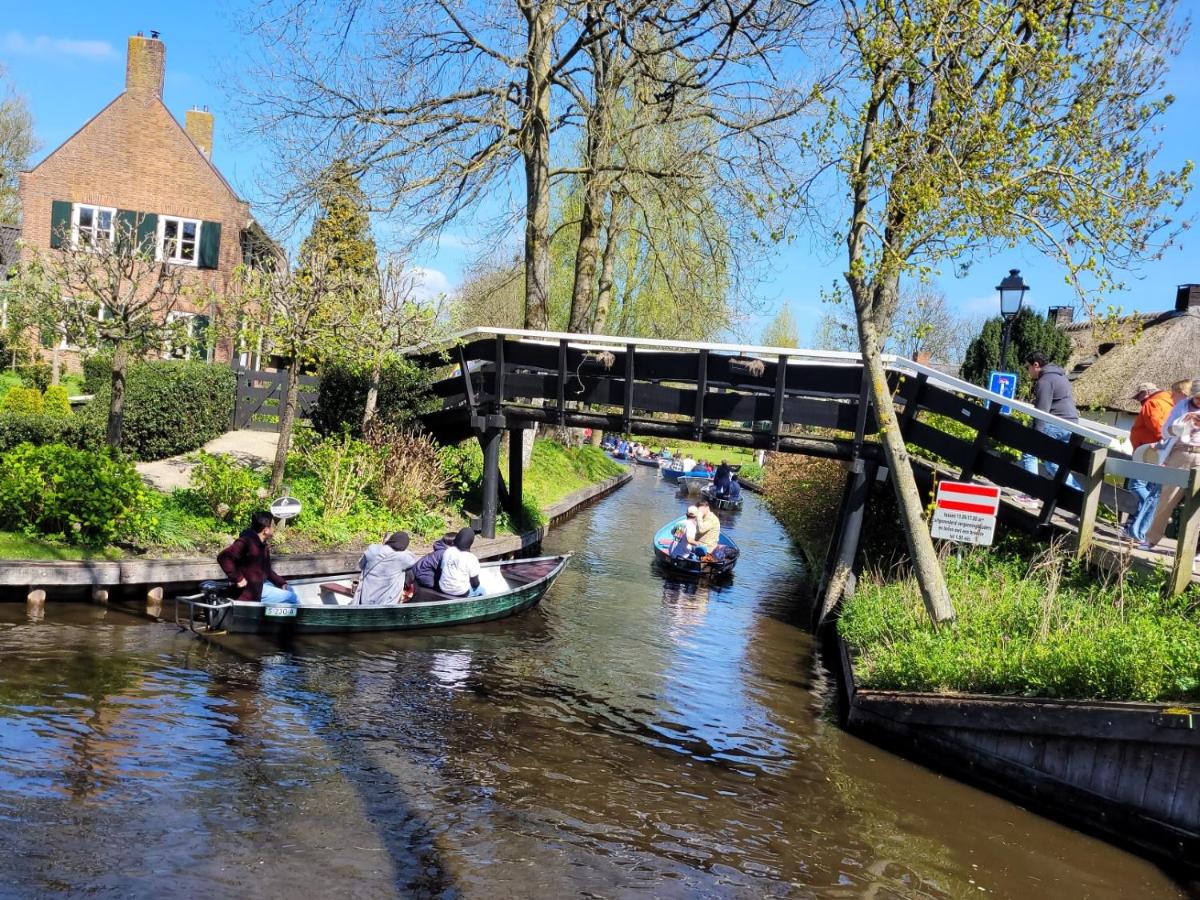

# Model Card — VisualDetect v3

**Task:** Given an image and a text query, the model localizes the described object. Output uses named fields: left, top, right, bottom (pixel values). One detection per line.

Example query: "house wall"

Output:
left=17, top=35, right=251, bottom=370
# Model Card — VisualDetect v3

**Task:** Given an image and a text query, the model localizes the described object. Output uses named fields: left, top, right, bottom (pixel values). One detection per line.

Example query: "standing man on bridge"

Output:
left=1021, top=351, right=1082, bottom=492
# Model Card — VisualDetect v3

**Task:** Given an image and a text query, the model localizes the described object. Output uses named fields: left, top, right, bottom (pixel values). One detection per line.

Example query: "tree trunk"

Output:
left=271, top=358, right=302, bottom=495
left=856, top=313, right=956, bottom=624
left=51, top=343, right=62, bottom=386
left=106, top=341, right=128, bottom=449
left=521, top=2, right=553, bottom=330
left=567, top=19, right=610, bottom=335
left=362, top=360, right=382, bottom=429
left=591, top=194, right=621, bottom=334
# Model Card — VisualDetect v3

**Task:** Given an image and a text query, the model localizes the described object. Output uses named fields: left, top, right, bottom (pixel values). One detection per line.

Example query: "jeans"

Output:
left=1022, top=423, right=1082, bottom=491
left=261, top=583, right=300, bottom=605
left=1127, top=478, right=1161, bottom=542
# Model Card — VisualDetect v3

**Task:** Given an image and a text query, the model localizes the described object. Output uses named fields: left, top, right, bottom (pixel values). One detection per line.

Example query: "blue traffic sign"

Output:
left=989, top=370, right=1017, bottom=415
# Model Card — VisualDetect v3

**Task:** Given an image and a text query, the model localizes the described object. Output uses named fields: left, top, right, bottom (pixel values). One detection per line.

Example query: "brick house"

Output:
left=18, top=32, right=275, bottom=369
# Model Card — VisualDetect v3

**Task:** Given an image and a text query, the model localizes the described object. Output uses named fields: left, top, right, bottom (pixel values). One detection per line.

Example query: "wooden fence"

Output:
left=233, top=366, right=320, bottom=432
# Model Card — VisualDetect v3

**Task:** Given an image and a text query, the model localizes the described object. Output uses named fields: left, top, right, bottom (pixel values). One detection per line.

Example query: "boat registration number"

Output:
left=264, top=606, right=297, bottom=617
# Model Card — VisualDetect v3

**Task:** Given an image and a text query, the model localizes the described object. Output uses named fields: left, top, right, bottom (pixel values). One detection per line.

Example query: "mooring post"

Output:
left=507, top=427, right=524, bottom=517
left=480, top=427, right=503, bottom=539
left=146, top=586, right=164, bottom=618
left=1168, top=466, right=1200, bottom=596
left=27, top=589, right=46, bottom=618
left=91, top=588, right=109, bottom=606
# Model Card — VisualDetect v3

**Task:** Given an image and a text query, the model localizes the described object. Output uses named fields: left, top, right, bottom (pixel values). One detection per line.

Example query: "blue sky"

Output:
left=4, top=5, right=1198, bottom=343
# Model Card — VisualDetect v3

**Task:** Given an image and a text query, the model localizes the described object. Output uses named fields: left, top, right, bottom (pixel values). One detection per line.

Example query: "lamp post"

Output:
left=996, top=268, right=1029, bottom=369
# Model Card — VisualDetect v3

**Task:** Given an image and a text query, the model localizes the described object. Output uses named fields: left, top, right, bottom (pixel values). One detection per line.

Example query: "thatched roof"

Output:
left=1065, top=309, right=1200, bottom=413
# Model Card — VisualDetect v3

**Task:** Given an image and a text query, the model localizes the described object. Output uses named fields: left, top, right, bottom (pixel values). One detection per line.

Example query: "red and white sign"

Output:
left=930, top=481, right=1001, bottom=546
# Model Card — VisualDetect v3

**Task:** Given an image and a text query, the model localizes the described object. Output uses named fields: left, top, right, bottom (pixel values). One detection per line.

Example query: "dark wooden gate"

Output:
left=233, top=366, right=320, bottom=431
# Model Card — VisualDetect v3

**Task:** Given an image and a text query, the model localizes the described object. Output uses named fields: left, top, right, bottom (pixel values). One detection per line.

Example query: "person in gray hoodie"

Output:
left=353, top=531, right=417, bottom=606
left=1021, top=351, right=1082, bottom=490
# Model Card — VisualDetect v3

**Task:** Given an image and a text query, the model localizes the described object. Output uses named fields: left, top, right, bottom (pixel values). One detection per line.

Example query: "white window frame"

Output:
left=72, top=203, right=116, bottom=249
left=164, top=310, right=212, bottom=361
left=157, top=215, right=202, bottom=266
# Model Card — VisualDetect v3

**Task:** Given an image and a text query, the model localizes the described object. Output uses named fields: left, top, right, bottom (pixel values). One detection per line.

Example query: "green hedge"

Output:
left=0, top=443, right=148, bottom=545
left=83, top=360, right=236, bottom=460
left=0, top=412, right=101, bottom=453
left=311, top=359, right=437, bottom=436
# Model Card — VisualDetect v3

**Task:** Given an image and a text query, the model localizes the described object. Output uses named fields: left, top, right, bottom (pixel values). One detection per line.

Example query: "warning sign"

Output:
left=930, top=481, right=1001, bottom=546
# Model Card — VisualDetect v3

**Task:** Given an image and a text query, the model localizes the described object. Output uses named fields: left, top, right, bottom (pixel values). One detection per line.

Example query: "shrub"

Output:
left=365, top=424, right=447, bottom=515
left=17, top=363, right=51, bottom=392
left=297, top=432, right=382, bottom=520
left=1, top=386, right=43, bottom=415
left=0, top=413, right=100, bottom=452
left=81, top=352, right=112, bottom=395
left=439, top=439, right=484, bottom=501
left=0, top=443, right=148, bottom=545
left=311, top=359, right=437, bottom=436
left=42, top=384, right=73, bottom=417
left=83, top=360, right=236, bottom=460
left=190, top=452, right=266, bottom=523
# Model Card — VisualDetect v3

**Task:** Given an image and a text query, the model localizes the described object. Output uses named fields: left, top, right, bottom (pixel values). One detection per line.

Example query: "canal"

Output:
left=0, top=464, right=1187, bottom=898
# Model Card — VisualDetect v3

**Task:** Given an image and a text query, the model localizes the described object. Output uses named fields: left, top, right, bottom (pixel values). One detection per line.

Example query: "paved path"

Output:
left=136, top=430, right=279, bottom=492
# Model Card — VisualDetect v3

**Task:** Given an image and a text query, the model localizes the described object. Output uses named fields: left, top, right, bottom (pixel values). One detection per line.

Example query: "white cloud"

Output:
left=409, top=266, right=454, bottom=302
left=1, top=32, right=118, bottom=63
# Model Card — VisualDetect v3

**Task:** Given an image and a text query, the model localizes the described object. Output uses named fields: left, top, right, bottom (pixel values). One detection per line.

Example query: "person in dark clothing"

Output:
left=712, top=460, right=733, bottom=496
left=1021, top=351, right=1082, bottom=491
left=217, top=510, right=298, bottom=604
left=412, top=533, right=458, bottom=590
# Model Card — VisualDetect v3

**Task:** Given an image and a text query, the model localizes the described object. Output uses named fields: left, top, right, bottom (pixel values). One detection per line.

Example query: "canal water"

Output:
left=0, top=465, right=1187, bottom=898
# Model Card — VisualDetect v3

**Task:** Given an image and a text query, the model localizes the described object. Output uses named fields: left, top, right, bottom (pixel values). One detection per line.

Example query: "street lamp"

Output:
left=996, top=268, right=1029, bottom=369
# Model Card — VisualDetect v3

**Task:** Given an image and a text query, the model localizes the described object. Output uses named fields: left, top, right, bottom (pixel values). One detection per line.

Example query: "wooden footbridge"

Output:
left=410, top=328, right=1191, bottom=568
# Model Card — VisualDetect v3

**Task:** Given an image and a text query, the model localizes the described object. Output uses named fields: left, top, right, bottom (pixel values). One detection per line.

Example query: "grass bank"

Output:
left=629, top=435, right=758, bottom=468
left=840, top=535, right=1200, bottom=703
left=515, top=441, right=624, bottom=520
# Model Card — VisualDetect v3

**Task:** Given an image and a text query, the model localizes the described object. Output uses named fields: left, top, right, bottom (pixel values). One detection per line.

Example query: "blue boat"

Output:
left=662, top=465, right=710, bottom=482
left=651, top=517, right=740, bottom=576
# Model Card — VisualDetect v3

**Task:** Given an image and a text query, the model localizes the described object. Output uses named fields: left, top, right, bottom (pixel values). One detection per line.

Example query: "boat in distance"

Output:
left=651, top=518, right=739, bottom=576
left=176, top=555, right=570, bottom=635
left=700, top=483, right=744, bottom=510
left=633, top=455, right=660, bottom=467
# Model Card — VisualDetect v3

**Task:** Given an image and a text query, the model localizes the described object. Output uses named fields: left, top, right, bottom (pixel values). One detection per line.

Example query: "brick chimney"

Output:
left=126, top=32, right=165, bottom=99
left=1176, top=284, right=1200, bottom=312
left=1048, top=305, right=1075, bottom=327
left=186, top=107, right=214, bottom=158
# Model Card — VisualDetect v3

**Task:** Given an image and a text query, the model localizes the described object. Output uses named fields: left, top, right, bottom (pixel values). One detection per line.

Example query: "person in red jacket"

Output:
left=1123, top=382, right=1176, bottom=543
left=217, top=510, right=298, bottom=604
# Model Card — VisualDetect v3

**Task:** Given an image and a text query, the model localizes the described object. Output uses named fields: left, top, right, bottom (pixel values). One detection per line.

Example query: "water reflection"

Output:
left=0, top=466, right=1188, bottom=898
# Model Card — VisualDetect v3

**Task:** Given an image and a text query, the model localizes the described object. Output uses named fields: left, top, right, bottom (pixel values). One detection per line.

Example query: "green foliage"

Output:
left=0, top=412, right=100, bottom=452
left=299, top=159, right=378, bottom=277
left=82, top=360, right=235, bottom=460
left=42, top=384, right=72, bottom=417
left=81, top=352, right=112, bottom=395
left=762, top=454, right=845, bottom=568
left=760, top=306, right=799, bottom=348
left=519, top=441, right=623, bottom=526
left=190, top=452, right=266, bottom=523
left=311, top=359, right=436, bottom=436
left=0, top=443, right=148, bottom=545
left=17, top=363, right=50, bottom=391
left=840, top=535, right=1200, bottom=702
left=0, top=385, right=42, bottom=414
left=298, top=432, right=381, bottom=520
left=960, top=309, right=1073, bottom=390
left=439, top=439, right=485, bottom=502
left=737, top=461, right=764, bottom=482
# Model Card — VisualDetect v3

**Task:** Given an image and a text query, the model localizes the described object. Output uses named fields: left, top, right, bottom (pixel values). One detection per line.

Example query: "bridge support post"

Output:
left=507, top=427, right=524, bottom=519
left=480, top=426, right=503, bottom=539
left=1072, top=445, right=1107, bottom=557
left=815, top=460, right=875, bottom=629
left=1168, top=467, right=1200, bottom=596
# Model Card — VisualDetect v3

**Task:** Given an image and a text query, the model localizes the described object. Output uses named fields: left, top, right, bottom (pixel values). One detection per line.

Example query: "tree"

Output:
left=231, top=251, right=358, bottom=493
left=960, top=308, right=1073, bottom=389
left=13, top=215, right=188, bottom=448
left=0, top=67, right=37, bottom=225
left=761, top=306, right=799, bottom=348
left=815, top=286, right=976, bottom=362
left=806, top=0, right=1190, bottom=625
left=300, top=160, right=378, bottom=277
left=451, top=252, right=526, bottom=331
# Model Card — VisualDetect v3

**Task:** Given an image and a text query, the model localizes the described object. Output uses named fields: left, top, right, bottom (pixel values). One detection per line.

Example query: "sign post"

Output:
left=988, top=370, right=1018, bottom=415
left=930, top=481, right=1001, bottom=546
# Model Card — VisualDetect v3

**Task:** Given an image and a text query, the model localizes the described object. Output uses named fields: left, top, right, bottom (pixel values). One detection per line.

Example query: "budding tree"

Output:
left=807, top=0, right=1191, bottom=624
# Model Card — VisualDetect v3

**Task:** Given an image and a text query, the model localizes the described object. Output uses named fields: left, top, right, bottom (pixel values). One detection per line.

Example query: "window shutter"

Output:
left=197, top=221, right=222, bottom=269
left=49, top=200, right=72, bottom=249
left=136, top=213, right=159, bottom=257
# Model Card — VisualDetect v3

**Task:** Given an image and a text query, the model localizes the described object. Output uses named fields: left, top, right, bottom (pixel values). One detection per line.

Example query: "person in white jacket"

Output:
left=1142, top=386, right=1200, bottom=550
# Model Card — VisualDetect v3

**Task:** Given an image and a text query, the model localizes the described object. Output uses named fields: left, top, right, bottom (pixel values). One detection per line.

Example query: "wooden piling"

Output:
left=1169, top=467, right=1200, bottom=597
left=146, top=586, right=164, bottom=618
left=92, top=588, right=109, bottom=606
left=27, top=589, right=46, bottom=617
